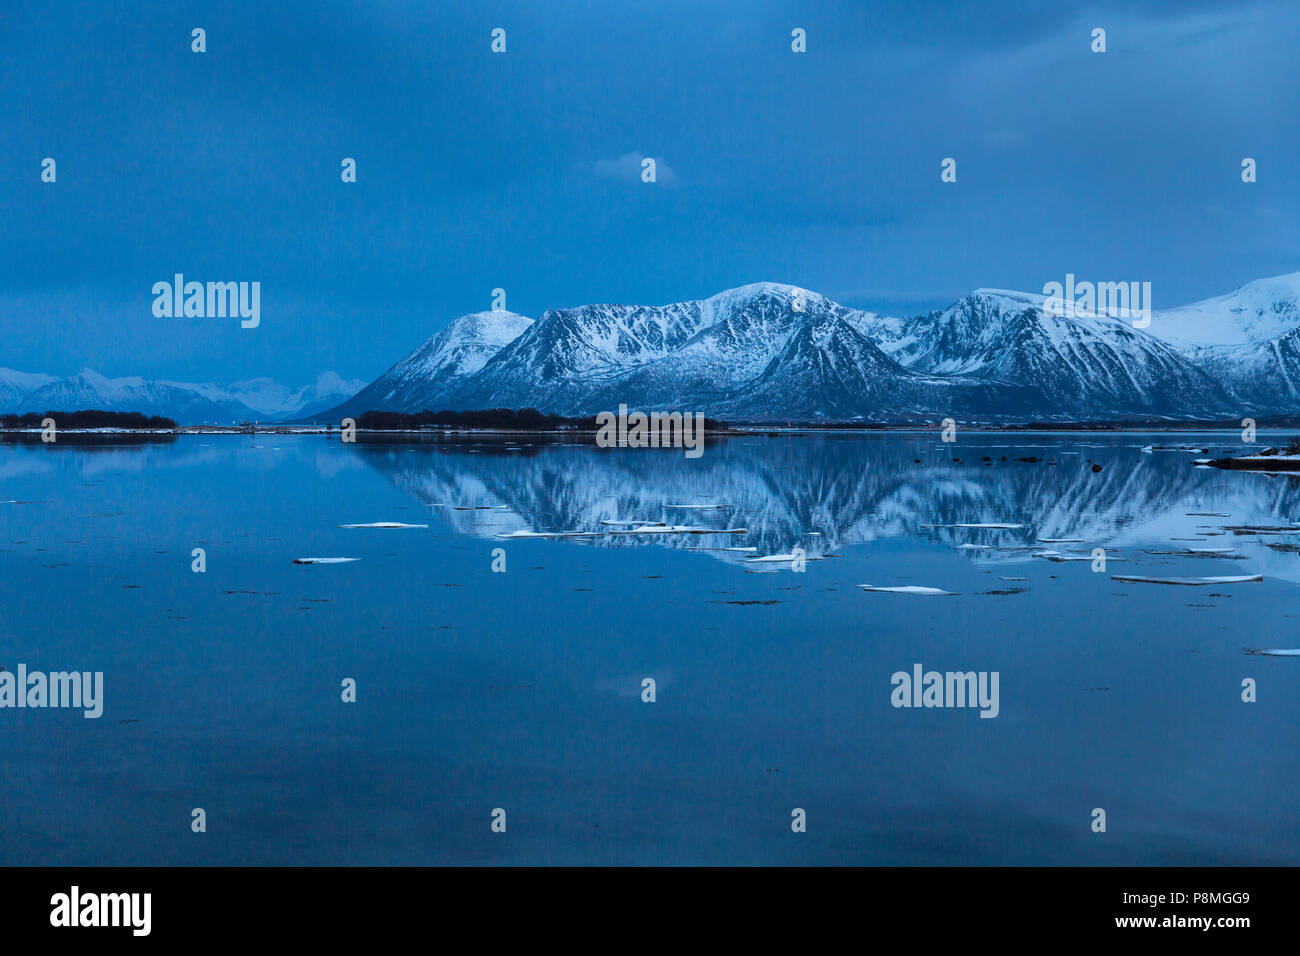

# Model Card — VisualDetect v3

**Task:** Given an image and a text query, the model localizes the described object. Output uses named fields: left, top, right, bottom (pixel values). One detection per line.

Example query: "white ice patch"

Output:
left=293, top=557, right=361, bottom=564
left=858, top=585, right=956, bottom=595
left=1112, top=574, right=1262, bottom=586
left=338, top=522, right=428, bottom=529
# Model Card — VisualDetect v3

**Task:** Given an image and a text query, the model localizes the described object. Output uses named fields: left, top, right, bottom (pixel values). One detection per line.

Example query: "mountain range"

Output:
left=326, top=273, right=1300, bottom=423
left=0, top=368, right=366, bottom=423
left=7, top=272, right=1300, bottom=424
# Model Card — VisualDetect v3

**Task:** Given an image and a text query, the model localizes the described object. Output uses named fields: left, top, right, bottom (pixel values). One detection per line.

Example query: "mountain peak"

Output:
left=702, top=282, right=831, bottom=314
left=1149, top=272, right=1300, bottom=350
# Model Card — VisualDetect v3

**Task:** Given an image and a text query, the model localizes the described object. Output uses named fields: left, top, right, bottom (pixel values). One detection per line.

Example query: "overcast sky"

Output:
left=3, top=0, right=1297, bottom=384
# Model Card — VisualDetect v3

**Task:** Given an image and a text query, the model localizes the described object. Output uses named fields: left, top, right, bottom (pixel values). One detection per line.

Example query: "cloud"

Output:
left=593, top=152, right=679, bottom=186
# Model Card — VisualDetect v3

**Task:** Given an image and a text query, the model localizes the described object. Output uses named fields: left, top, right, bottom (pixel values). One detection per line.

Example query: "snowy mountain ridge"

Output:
left=327, top=273, right=1300, bottom=422
left=0, top=368, right=365, bottom=423
left=9, top=272, right=1300, bottom=424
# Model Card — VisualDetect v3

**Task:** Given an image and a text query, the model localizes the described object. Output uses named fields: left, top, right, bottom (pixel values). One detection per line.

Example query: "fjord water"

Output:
left=2, top=432, right=1298, bottom=865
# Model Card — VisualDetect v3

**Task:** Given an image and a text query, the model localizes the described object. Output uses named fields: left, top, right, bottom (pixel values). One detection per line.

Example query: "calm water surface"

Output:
left=2, top=431, right=1298, bottom=864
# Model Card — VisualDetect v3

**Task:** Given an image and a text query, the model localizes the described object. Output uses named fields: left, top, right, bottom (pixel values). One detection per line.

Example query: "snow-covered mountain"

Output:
left=373, top=284, right=1045, bottom=419
left=0, top=368, right=364, bottom=423
left=225, top=371, right=368, bottom=420
left=13, top=272, right=1300, bottom=425
left=1145, top=273, right=1300, bottom=413
left=324, top=276, right=1300, bottom=422
left=715, top=304, right=1044, bottom=419
left=7, top=370, right=256, bottom=422
left=328, top=310, right=533, bottom=419
left=0, top=368, right=58, bottom=409
left=1148, top=273, right=1300, bottom=350
left=856, top=290, right=1234, bottom=418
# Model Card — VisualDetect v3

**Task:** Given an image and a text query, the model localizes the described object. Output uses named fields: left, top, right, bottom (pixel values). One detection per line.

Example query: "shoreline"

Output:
left=0, top=423, right=1297, bottom=437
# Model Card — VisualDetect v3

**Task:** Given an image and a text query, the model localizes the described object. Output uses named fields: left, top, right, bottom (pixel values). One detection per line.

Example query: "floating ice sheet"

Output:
left=338, top=522, right=428, bottom=529
left=858, top=585, right=956, bottom=595
left=1112, top=574, right=1262, bottom=586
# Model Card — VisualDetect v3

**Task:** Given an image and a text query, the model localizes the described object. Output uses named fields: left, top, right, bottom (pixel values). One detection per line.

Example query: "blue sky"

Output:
left=3, top=0, right=1297, bottom=384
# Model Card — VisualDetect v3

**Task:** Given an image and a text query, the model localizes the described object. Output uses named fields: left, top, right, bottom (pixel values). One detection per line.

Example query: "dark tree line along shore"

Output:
left=0, top=410, right=178, bottom=429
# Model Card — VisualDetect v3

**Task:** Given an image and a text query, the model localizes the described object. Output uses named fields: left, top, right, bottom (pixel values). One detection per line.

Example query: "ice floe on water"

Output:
left=858, top=585, right=957, bottom=595
left=746, top=552, right=825, bottom=563
left=293, top=557, right=361, bottom=564
left=1112, top=574, right=1262, bottom=586
left=1245, top=648, right=1300, bottom=656
left=956, top=543, right=992, bottom=550
left=1037, top=537, right=1084, bottom=543
left=338, top=522, right=428, bottom=529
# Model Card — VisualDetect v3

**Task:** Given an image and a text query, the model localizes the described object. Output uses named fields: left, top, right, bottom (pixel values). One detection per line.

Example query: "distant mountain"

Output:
left=226, top=371, right=368, bottom=420
left=0, top=368, right=58, bottom=408
left=323, top=276, right=1300, bottom=422
left=0, top=368, right=364, bottom=424
left=9, top=370, right=255, bottom=423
